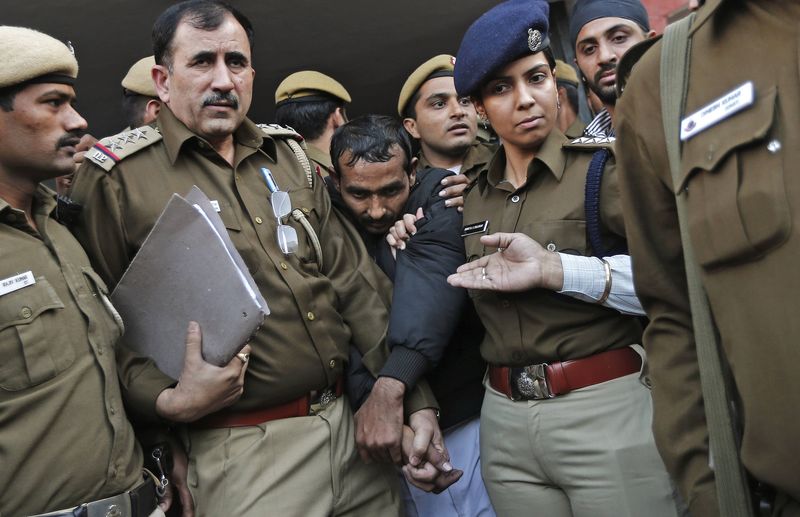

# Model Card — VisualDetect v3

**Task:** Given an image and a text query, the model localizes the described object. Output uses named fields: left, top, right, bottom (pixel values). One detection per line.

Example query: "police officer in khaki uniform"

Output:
left=615, top=1, right=800, bottom=515
left=0, top=25, right=247, bottom=517
left=68, top=2, right=442, bottom=515
left=398, top=55, right=495, bottom=211
left=447, top=1, right=678, bottom=515
left=274, top=70, right=350, bottom=177
left=121, top=55, right=161, bottom=130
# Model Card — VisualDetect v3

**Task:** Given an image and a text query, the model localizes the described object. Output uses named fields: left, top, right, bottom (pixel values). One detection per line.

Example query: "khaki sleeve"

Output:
left=615, top=49, right=718, bottom=515
left=69, top=161, right=174, bottom=421
left=68, top=161, right=132, bottom=288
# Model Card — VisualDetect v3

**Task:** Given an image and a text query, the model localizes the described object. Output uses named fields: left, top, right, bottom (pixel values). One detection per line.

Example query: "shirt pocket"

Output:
left=520, top=220, right=589, bottom=257
left=0, top=277, right=72, bottom=391
left=677, top=86, right=789, bottom=268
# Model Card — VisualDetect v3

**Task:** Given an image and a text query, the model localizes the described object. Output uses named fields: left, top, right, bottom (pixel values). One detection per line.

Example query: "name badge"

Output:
left=461, top=220, right=489, bottom=237
left=0, top=271, right=35, bottom=297
left=210, top=200, right=221, bottom=213
left=681, top=81, right=755, bottom=141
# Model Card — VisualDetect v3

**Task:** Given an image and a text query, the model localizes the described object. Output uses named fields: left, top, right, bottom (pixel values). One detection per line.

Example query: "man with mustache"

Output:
left=68, top=1, right=444, bottom=515
left=0, top=25, right=248, bottom=517
left=570, top=0, right=654, bottom=137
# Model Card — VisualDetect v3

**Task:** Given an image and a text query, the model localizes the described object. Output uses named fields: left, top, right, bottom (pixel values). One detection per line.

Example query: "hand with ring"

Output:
left=447, top=232, right=564, bottom=292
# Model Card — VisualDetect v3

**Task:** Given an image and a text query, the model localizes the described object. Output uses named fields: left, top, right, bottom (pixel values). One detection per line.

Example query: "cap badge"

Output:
left=527, top=29, right=543, bottom=52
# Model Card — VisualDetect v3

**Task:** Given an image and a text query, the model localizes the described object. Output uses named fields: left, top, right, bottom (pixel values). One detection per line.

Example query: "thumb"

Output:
left=184, top=321, right=203, bottom=364
left=415, top=207, right=424, bottom=220
left=427, top=437, right=453, bottom=473
left=410, top=424, right=432, bottom=467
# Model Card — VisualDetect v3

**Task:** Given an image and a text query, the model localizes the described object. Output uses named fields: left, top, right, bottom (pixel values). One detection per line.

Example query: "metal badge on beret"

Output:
left=528, top=28, right=544, bottom=52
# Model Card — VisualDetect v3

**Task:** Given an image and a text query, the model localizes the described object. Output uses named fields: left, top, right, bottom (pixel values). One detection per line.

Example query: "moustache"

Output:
left=593, top=62, right=617, bottom=85
left=360, top=213, right=395, bottom=228
left=203, top=92, right=240, bottom=109
left=55, top=131, right=84, bottom=151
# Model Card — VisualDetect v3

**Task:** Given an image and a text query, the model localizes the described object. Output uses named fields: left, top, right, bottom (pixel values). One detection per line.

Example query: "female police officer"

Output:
left=448, top=1, right=680, bottom=515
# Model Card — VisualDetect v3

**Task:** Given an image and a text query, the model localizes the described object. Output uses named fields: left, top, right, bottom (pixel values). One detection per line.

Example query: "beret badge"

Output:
left=527, top=28, right=544, bottom=52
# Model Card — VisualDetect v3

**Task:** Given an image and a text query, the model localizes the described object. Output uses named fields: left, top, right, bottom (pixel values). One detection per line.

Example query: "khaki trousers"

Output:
left=480, top=371, right=678, bottom=517
left=182, top=397, right=401, bottom=517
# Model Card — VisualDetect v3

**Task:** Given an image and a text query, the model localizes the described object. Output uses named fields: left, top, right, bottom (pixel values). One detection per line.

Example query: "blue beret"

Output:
left=454, top=0, right=550, bottom=97
left=569, top=0, right=650, bottom=50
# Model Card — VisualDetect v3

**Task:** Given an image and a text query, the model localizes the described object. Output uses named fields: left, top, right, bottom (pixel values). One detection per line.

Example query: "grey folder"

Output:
left=111, top=186, right=269, bottom=380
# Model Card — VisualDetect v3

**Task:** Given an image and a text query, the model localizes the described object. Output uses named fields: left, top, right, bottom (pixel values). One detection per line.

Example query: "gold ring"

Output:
left=236, top=352, right=250, bottom=363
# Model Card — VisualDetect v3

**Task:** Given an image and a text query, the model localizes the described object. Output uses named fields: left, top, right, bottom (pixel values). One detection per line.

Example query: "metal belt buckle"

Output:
left=309, top=387, right=336, bottom=415
left=515, top=363, right=554, bottom=400
left=85, top=492, right=132, bottom=517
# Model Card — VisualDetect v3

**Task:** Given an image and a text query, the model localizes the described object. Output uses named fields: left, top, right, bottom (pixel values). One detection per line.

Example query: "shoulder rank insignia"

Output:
left=256, top=123, right=304, bottom=143
left=563, top=135, right=616, bottom=152
left=87, top=126, right=163, bottom=172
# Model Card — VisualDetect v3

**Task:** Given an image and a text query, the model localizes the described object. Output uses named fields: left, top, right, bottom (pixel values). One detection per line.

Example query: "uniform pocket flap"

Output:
left=675, top=86, right=777, bottom=194
left=0, top=277, right=64, bottom=332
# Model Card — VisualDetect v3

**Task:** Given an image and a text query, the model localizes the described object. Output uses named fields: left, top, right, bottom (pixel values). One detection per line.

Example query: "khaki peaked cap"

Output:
left=275, top=71, right=351, bottom=105
left=555, top=59, right=579, bottom=86
left=397, top=54, right=456, bottom=116
left=0, top=26, right=78, bottom=89
left=121, top=56, right=157, bottom=97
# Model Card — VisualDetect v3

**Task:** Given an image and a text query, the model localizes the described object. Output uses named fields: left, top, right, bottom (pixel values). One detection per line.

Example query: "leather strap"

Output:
left=489, top=347, right=641, bottom=399
left=196, top=378, right=343, bottom=428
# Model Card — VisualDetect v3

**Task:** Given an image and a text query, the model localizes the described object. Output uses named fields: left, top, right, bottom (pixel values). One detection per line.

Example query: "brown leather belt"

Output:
left=489, top=347, right=641, bottom=401
left=31, top=476, right=156, bottom=517
left=196, top=378, right=344, bottom=428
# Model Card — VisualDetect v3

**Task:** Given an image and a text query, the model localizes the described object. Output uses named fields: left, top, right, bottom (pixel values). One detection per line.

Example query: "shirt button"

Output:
left=255, top=216, right=263, bottom=224
left=20, top=306, right=32, bottom=319
left=546, top=242, right=557, bottom=252
left=329, top=359, right=336, bottom=369
left=307, top=311, right=315, bottom=321
left=510, top=195, right=520, bottom=203
left=280, top=262, right=288, bottom=270
left=236, top=175, right=242, bottom=181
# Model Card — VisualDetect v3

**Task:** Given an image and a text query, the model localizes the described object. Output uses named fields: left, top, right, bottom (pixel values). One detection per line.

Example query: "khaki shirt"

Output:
left=462, top=130, right=641, bottom=366
left=616, top=0, right=800, bottom=513
left=0, top=186, right=170, bottom=516
left=418, top=141, right=496, bottom=181
left=304, top=144, right=335, bottom=178
left=70, top=107, right=434, bottom=413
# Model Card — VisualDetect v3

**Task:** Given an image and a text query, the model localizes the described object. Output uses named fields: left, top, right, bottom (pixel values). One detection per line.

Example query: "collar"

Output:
left=484, top=130, right=567, bottom=187
left=304, top=144, right=333, bottom=170
left=158, top=106, right=276, bottom=164
left=690, top=0, right=724, bottom=36
left=584, top=109, right=614, bottom=138
left=0, top=184, right=57, bottom=218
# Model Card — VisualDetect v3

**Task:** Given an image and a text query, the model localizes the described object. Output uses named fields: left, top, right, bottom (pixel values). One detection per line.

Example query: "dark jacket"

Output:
left=328, top=168, right=485, bottom=429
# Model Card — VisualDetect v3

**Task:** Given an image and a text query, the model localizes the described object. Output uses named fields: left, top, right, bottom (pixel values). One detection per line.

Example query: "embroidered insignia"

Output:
left=85, top=125, right=163, bottom=172
left=527, top=29, right=543, bottom=52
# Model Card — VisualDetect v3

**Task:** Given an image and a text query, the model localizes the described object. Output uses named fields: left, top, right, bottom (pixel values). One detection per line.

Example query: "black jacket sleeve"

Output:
left=377, top=168, right=468, bottom=389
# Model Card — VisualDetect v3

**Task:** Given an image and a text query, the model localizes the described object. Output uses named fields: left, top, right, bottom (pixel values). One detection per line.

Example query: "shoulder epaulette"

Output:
left=256, top=123, right=304, bottom=144
left=87, top=126, right=163, bottom=172
left=563, top=135, right=616, bottom=151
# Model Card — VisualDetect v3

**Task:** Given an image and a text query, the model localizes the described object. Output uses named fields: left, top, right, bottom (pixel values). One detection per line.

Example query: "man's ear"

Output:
left=403, top=117, right=421, bottom=139
left=646, top=30, right=657, bottom=39
left=144, top=100, right=161, bottom=125
left=332, top=107, right=347, bottom=128
left=152, top=64, right=170, bottom=104
left=408, top=156, right=418, bottom=186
